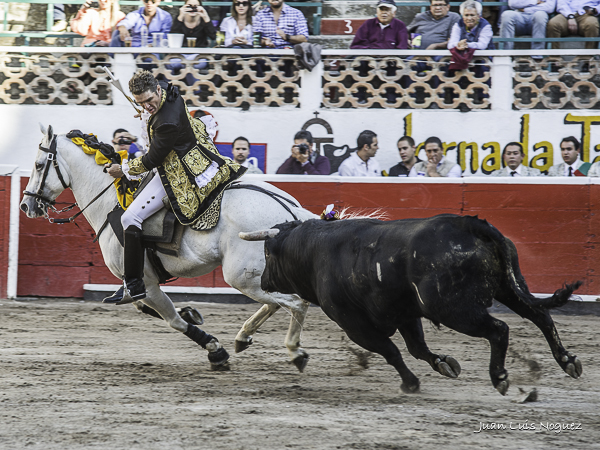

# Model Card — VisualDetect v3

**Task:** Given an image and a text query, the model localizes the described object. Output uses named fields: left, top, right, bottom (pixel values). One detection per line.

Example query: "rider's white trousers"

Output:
left=121, top=173, right=166, bottom=230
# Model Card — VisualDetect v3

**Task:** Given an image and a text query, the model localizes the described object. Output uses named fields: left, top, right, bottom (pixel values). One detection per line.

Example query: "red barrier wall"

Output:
left=0, top=176, right=10, bottom=298
left=10, top=178, right=599, bottom=298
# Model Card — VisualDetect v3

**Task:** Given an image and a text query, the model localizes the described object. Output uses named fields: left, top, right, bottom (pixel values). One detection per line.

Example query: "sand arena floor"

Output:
left=0, top=299, right=598, bottom=450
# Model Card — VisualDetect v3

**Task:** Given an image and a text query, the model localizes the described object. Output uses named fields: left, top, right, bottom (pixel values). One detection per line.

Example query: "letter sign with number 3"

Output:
left=345, top=19, right=353, bottom=34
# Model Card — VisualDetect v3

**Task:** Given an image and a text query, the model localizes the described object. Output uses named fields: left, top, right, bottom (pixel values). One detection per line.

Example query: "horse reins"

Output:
left=23, top=133, right=115, bottom=225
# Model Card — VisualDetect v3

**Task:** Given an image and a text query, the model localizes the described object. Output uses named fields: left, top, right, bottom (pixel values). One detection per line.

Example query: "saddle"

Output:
left=107, top=172, right=184, bottom=284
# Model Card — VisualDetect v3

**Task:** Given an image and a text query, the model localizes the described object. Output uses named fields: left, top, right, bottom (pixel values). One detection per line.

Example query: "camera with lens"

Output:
left=89, top=1, right=99, bottom=7
left=187, top=5, right=198, bottom=11
left=297, top=143, right=310, bottom=154
left=117, top=137, right=134, bottom=145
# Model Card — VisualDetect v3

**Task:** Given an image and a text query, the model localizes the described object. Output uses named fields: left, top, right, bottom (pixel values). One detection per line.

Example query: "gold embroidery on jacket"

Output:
left=128, top=157, right=148, bottom=176
left=182, top=146, right=211, bottom=176
left=163, top=151, right=199, bottom=219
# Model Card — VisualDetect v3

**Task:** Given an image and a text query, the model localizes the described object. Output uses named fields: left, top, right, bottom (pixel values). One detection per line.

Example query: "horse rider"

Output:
left=104, top=70, right=246, bottom=303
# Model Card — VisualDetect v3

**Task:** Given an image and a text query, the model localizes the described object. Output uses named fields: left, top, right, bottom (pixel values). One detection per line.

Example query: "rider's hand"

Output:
left=104, top=163, right=124, bottom=178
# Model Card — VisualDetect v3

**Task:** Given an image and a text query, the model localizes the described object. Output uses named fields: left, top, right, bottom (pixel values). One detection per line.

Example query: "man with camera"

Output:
left=276, top=130, right=331, bottom=175
left=71, top=0, right=125, bottom=46
left=113, top=128, right=142, bottom=158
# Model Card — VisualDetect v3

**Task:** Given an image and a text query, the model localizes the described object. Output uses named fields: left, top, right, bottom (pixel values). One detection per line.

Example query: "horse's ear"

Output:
left=47, top=124, right=54, bottom=138
left=39, top=123, right=47, bottom=135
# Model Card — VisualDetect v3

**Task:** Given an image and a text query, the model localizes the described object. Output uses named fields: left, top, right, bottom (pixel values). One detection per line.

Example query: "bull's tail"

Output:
left=464, top=215, right=582, bottom=310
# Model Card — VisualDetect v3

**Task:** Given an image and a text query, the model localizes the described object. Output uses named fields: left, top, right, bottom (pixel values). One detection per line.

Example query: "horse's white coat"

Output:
left=21, top=126, right=318, bottom=363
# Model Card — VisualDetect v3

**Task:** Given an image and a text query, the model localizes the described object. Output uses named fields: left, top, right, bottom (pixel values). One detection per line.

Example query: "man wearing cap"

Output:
left=350, top=0, right=409, bottom=49
left=491, top=142, right=542, bottom=177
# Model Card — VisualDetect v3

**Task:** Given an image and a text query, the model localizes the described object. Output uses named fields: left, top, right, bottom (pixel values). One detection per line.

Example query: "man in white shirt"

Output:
left=232, top=136, right=263, bottom=174
left=409, top=136, right=462, bottom=177
left=547, top=0, right=600, bottom=49
left=491, top=142, right=542, bottom=176
left=547, top=136, right=591, bottom=176
left=338, top=130, right=382, bottom=176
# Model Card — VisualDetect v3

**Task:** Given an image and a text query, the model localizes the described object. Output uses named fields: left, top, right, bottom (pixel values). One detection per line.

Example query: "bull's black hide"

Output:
left=260, top=214, right=583, bottom=395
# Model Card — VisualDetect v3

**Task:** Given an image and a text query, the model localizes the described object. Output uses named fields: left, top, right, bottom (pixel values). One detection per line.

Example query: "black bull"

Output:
left=241, top=214, right=583, bottom=395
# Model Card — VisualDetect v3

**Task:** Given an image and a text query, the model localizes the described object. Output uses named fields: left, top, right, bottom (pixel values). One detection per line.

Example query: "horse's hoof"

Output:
left=178, top=306, right=204, bottom=326
left=208, top=347, right=230, bottom=367
left=436, top=355, right=461, bottom=378
left=235, top=337, right=253, bottom=353
left=495, top=380, right=510, bottom=396
left=400, top=381, right=420, bottom=394
left=292, top=354, right=309, bottom=373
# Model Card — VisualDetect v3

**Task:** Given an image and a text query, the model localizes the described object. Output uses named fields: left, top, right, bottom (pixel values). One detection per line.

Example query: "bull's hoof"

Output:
left=435, top=355, right=461, bottom=378
left=496, top=380, right=510, bottom=396
left=493, top=371, right=510, bottom=395
left=235, top=337, right=253, bottom=353
left=292, top=354, right=309, bottom=373
left=208, top=347, right=230, bottom=368
left=561, top=352, right=583, bottom=378
left=400, top=381, right=420, bottom=394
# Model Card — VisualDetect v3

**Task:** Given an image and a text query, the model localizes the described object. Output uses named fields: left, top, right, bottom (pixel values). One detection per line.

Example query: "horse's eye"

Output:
left=35, top=163, right=44, bottom=171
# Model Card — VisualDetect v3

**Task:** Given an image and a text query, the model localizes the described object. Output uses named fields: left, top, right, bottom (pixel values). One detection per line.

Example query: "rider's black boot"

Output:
left=103, top=226, right=146, bottom=304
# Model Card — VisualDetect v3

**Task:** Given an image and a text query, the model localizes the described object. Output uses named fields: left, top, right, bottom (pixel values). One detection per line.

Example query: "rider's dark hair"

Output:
left=129, top=70, right=159, bottom=95
left=294, top=130, right=313, bottom=144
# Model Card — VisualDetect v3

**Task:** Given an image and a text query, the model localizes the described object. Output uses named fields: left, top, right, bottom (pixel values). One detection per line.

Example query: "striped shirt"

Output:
left=253, top=3, right=309, bottom=49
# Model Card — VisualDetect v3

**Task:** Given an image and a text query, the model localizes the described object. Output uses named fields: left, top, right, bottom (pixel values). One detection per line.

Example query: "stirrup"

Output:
left=116, top=279, right=146, bottom=305
left=103, top=285, right=125, bottom=304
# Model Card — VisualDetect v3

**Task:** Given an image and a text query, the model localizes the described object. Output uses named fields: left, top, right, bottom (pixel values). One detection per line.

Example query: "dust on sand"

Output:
left=1, top=299, right=598, bottom=449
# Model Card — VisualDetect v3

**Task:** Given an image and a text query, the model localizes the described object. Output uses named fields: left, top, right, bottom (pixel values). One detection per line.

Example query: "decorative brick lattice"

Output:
left=0, top=52, right=112, bottom=105
left=322, top=56, right=492, bottom=110
left=138, top=52, right=300, bottom=108
left=513, top=56, right=600, bottom=110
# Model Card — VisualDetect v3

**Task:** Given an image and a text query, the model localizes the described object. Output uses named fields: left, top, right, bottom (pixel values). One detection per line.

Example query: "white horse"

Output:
left=20, top=124, right=317, bottom=369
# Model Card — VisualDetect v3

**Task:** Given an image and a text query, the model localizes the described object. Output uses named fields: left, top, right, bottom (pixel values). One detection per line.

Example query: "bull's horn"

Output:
left=239, top=229, right=280, bottom=241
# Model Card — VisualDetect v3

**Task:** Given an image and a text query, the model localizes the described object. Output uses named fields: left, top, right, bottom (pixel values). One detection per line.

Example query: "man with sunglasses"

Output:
left=111, top=0, right=172, bottom=47
left=253, top=0, right=309, bottom=48
left=103, top=71, right=246, bottom=304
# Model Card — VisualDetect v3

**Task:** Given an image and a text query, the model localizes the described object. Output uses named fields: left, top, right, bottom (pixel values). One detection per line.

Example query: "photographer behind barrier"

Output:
left=275, top=130, right=331, bottom=175
left=113, top=128, right=142, bottom=158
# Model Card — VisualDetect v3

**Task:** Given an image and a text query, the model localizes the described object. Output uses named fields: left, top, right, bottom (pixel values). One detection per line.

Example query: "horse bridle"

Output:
left=23, top=133, right=115, bottom=225
left=23, top=134, right=70, bottom=209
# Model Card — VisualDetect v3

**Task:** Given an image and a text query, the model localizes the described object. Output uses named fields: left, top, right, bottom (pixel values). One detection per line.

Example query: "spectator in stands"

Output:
left=111, top=0, right=172, bottom=47
left=338, top=130, right=382, bottom=176
left=350, top=0, right=409, bottom=49
left=232, top=136, right=263, bottom=174
left=171, top=0, right=216, bottom=48
left=491, top=142, right=542, bottom=176
left=71, top=0, right=125, bottom=47
left=548, top=136, right=591, bottom=176
left=547, top=0, right=600, bottom=49
left=221, top=0, right=253, bottom=47
left=387, top=136, right=421, bottom=176
left=499, top=0, right=556, bottom=52
left=448, top=1, right=495, bottom=51
left=276, top=131, right=330, bottom=175
left=407, top=0, right=460, bottom=50
left=409, top=136, right=462, bottom=177
left=254, top=0, right=308, bottom=48
left=113, top=128, right=142, bottom=158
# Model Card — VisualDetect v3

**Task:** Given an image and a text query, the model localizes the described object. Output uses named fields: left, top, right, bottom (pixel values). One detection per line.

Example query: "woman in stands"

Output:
left=220, top=0, right=253, bottom=48
left=448, top=0, right=494, bottom=51
left=70, top=0, right=125, bottom=46
left=171, top=0, right=216, bottom=47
